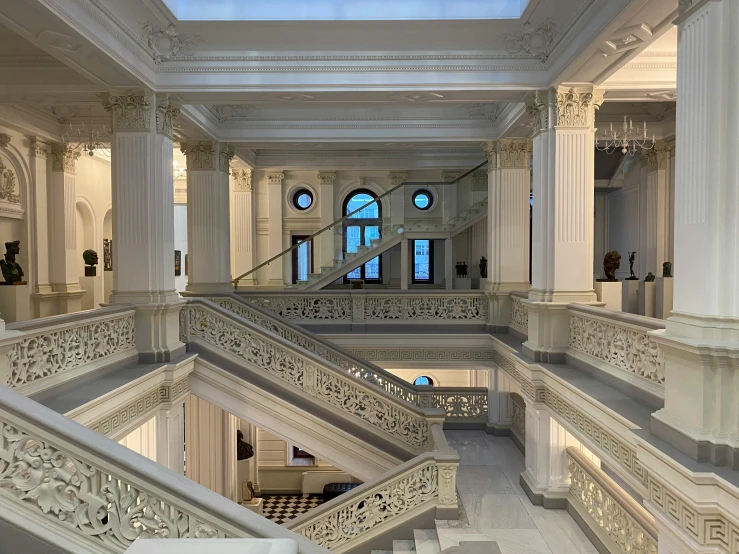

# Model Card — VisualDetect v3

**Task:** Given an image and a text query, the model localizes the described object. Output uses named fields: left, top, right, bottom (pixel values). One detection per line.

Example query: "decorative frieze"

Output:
left=0, top=134, right=10, bottom=148
left=50, top=143, right=81, bottom=173
left=232, top=169, right=253, bottom=192
left=266, top=171, right=284, bottom=185
left=499, top=139, right=532, bottom=170
left=155, top=94, right=180, bottom=138
left=389, top=171, right=408, bottom=187
left=317, top=171, right=336, bottom=186
left=103, top=91, right=151, bottom=132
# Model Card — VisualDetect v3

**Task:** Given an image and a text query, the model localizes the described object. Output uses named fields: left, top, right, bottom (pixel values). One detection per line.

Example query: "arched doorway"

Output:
left=342, top=189, right=382, bottom=282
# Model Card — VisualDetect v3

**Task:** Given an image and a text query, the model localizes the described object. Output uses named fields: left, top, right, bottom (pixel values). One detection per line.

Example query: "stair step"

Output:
left=371, top=551, right=393, bottom=554
left=413, top=529, right=441, bottom=554
left=393, top=539, right=416, bottom=554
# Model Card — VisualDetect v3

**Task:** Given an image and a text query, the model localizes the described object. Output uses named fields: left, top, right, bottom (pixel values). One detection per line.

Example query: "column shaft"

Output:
left=182, top=141, right=234, bottom=293
left=266, top=172, right=284, bottom=286
left=231, top=169, right=256, bottom=286
left=318, top=172, right=336, bottom=269
left=400, top=238, right=409, bottom=290
left=643, top=143, right=671, bottom=277
left=155, top=402, right=186, bottom=475
left=29, top=139, right=56, bottom=317
left=444, top=238, right=453, bottom=290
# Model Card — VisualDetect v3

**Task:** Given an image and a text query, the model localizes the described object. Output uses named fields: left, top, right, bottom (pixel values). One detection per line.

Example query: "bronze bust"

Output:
left=0, top=240, right=24, bottom=284
left=601, top=251, right=621, bottom=282
left=83, top=249, right=99, bottom=277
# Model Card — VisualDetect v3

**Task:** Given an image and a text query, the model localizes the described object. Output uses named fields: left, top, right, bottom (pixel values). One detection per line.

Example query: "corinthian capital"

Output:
left=50, top=143, right=81, bottom=173
left=482, top=141, right=498, bottom=171
left=232, top=169, right=252, bottom=192
left=499, top=139, right=532, bottom=170
left=102, top=91, right=152, bottom=132
left=553, top=86, right=603, bottom=129
left=642, top=141, right=671, bottom=172
left=155, top=94, right=180, bottom=138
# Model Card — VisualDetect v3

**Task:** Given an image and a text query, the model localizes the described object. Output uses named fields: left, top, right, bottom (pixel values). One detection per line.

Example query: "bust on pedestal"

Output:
left=80, top=249, right=100, bottom=311
left=594, top=251, right=623, bottom=311
left=0, top=240, right=29, bottom=322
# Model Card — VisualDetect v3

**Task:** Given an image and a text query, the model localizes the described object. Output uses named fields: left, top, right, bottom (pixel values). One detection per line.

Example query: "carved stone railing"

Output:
left=287, top=424, right=459, bottom=553
left=567, top=305, right=666, bottom=397
left=509, top=291, right=529, bottom=336
left=1, top=305, right=137, bottom=396
left=199, top=294, right=488, bottom=422
left=0, top=384, right=330, bottom=554
left=181, top=299, right=433, bottom=450
left=567, top=447, right=658, bottom=554
left=239, top=291, right=489, bottom=324
left=510, top=392, right=525, bottom=444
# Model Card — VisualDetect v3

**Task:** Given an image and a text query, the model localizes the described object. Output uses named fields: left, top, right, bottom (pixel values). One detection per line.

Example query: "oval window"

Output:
left=413, top=376, right=434, bottom=386
left=412, top=190, right=433, bottom=211
left=293, top=189, right=314, bottom=211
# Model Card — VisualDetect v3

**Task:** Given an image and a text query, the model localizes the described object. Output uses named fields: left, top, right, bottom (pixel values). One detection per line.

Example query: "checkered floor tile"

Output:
left=262, top=495, right=324, bottom=525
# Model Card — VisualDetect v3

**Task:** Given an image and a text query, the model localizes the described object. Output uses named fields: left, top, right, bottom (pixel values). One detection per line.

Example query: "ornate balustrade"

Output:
left=238, top=291, right=489, bottom=325
left=0, top=384, right=329, bottom=554
left=567, top=447, right=658, bottom=554
left=288, top=424, right=459, bottom=553
left=509, top=291, right=529, bottom=337
left=200, top=294, right=488, bottom=422
left=1, top=305, right=137, bottom=396
left=509, top=392, right=525, bottom=445
left=181, top=299, right=433, bottom=450
left=567, top=305, right=666, bottom=398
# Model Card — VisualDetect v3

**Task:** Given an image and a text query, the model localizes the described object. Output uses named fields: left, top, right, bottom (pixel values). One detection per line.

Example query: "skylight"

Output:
left=162, top=0, right=530, bottom=21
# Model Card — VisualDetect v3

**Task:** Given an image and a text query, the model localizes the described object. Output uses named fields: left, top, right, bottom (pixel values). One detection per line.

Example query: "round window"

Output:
left=293, top=189, right=314, bottom=211
left=413, top=376, right=434, bottom=386
left=412, top=190, right=433, bottom=211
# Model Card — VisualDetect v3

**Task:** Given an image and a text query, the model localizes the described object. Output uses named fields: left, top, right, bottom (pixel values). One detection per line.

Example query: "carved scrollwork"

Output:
left=155, top=95, right=180, bottom=137
left=510, top=296, right=528, bottom=335
left=504, top=18, right=558, bottom=62
left=568, top=314, right=665, bottom=385
left=512, top=400, right=525, bottom=440
left=141, top=23, right=202, bottom=64
left=6, top=314, right=136, bottom=389
left=50, top=144, right=81, bottom=173
left=232, top=169, right=253, bottom=192
left=296, top=463, right=438, bottom=550
left=0, top=420, right=233, bottom=548
left=0, top=158, right=20, bottom=204
left=418, top=392, right=487, bottom=419
left=246, top=296, right=353, bottom=320
left=568, top=455, right=657, bottom=554
left=363, top=295, right=488, bottom=320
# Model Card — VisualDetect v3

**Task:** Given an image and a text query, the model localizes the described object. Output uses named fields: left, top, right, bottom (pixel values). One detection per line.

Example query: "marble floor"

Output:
left=437, top=430, right=599, bottom=554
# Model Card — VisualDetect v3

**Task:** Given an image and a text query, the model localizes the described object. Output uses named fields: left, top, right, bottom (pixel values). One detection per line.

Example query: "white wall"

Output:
left=174, top=204, right=188, bottom=292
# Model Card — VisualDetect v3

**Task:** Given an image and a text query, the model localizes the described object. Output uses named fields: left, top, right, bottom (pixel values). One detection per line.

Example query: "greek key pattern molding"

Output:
left=6, top=313, right=136, bottom=389
left=0, top=419, right=237, bottom=549
left=569, top=454, right=657, bottom=554
left=569, top=313, right=665, bottom=386
left=294, top=462, right=438, bottom=550
left=184, top=304, right=428, bottom=448
left=510, top=296, right=528, bottom=335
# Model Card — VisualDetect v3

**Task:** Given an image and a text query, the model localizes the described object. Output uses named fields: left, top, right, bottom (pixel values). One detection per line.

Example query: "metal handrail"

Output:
left=232, top=160, right=488, bottom=285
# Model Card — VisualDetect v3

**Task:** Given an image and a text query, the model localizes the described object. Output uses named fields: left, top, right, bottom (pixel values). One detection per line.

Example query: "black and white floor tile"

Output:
left=262, top=495, right=324, bottom=525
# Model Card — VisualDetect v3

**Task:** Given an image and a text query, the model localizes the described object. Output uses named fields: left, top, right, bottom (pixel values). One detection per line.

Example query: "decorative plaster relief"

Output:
left=472, top=170, right=487, bottom=191
left=141, top=22, right=202, bottom=64
left=554, top=88, right=603, bottom=128
left=0, top=134, right=10, bottom=148
left=504, top=18, right=558, bottom=62
left=232, top=169, right=253, bottom=192
left=510, top=296, right=529, bottom=334
left=219, top=144, right=235, bottom=173
left=499, top=140, right=532, bottom=170
left=483, top=141, right=498, bottom=170
left=0, top=158, right=20, bottom=204
left=642, top=142, right=671, bottom=172
left=103, top=92, right=151, bottom=132
left=155, top=95, right=180, bottom=137
left=50, top=143, right=81, bottom=173
left=461, top=103, right=503, bottom=120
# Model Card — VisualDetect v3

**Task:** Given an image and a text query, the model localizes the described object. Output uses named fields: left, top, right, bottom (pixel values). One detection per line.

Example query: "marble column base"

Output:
left=31, top=288, right=58, bottom=318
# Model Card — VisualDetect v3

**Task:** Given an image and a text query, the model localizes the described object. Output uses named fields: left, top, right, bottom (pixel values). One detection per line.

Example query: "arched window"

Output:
left=343, top=189, right=382, bottom=282
left=413, top=376, right=434, bottom=386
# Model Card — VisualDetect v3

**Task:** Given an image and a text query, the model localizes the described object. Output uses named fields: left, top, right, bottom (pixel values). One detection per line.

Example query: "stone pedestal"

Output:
left=622, top=279, right=639, bottom=314
left=656, top=277, right=674, bottom=320
left=79, top=275, right=101, bottom=311
left=594, top=281, right=622, bottom=311
left=454, top=277, right=472, bottom=290
left=638, top=281, right=656, bottom=317
left=241, top=498, right=264, bottom=516
left=0, top=284, right=30, bottom=322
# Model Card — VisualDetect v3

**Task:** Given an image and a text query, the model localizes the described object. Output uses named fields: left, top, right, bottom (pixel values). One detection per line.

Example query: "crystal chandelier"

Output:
left=596, top=116, right=654, bottom=156
left=62, top=119, right=110, bottom=157
left=173, top=161, right=187, bottom=180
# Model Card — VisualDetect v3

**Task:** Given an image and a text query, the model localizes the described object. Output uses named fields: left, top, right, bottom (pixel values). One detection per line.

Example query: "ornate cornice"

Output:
left=267, top=172, right=285, bottom=185
left=155, top=95, right=180, bottom=138
left=30, top=138, right=48, bottom=159
left=317, top=171, right=337, bottom=186
left=642, top=141, right=671, bottom=172
left=389, top=171, right=408, bottom=187
left=499, top=139, right=532, bottom=170
left=50, top=144, right=81, bottom=173
left=0, top=134, right=10, bottom=148
left=232, top=169, right=253, bottom=192
left=103, top=91, right=151, bottom=132
left=181, top=142, right=234, bottom=173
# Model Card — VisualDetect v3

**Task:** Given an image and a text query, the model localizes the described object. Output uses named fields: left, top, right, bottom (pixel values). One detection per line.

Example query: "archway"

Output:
left=342, top=189, right=382, bottom=282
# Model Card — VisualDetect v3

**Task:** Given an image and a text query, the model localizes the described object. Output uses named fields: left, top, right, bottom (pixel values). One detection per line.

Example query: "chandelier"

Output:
left=596, top=116, right=654, bottom=156
left=173, top=161, right=187, bottom=180
left=62, top=119, right=110, bottom=157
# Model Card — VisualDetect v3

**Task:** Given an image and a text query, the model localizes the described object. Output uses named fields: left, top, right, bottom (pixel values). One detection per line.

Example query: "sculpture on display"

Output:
left=243, top=480, right=262, bottom=502
left=83, top=249, right=98, bottom=277
left=599, top=251, right=621, bottom=282
left=662, top=261, right=673, bottom=278
left=626, top=251, right=638, bottom=280
left=0, top=240, right=24, bottom=284
left=103, top=239, right=113, bottom=271
left=644, top=272, right=656, bottom=282
left=455, top=261, right=468, bottom=278
left=236, top=430, right=254, bottom=461
left=479, top=256, right=488, bottom=279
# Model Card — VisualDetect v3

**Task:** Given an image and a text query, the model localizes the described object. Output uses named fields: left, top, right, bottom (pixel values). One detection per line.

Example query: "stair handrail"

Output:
left=0, top=382, right=331, bottom=554
left=232, top=160, right=488, bottom=286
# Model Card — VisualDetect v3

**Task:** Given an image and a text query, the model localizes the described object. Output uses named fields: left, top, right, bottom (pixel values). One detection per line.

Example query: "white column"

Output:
left=231, top=169, right=256, bottom=287
left=484, top=139, right=532, bottom=326
left=48, top=144, right=85, bottom=314
left=486, top=367, right=514, bottom=430
left=318, top=172, right=336, bottom=269
left=643, top=142, right=671, bottom=277
left=400, top=238, right=409, bottom=290
left=185, top=394, right=238, bottom=501
left=444, top=238, right=453, bottom=290
left=155, top=400, right=186, bottom=475
left=29, top=138, right=56, bottom=317
left=103, top=91, right=184, bottom=362
left=523, top=86, right=602, bottom=362
left=266, top=172, right=285, bottom=287
left=651, top=0, right=739, bottom=467
left=181, top=141, right=234, bottom=293
left=389, top=171, right=407, bottom=230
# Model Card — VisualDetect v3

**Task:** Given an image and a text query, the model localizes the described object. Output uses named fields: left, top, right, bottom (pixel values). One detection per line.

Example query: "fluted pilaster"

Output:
left=231, top=169, right=255, bottom=285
